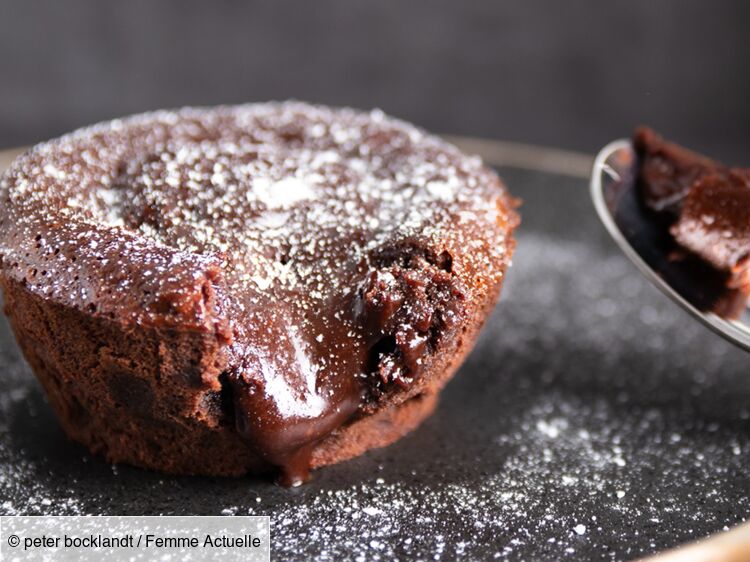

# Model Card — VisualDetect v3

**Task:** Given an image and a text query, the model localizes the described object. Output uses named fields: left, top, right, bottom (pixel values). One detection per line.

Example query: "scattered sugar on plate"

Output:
left=1, top=190, right=749, bottom=560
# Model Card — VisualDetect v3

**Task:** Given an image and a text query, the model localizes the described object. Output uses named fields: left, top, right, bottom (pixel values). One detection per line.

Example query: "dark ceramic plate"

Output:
left=1, top=149, right=748, bottom=561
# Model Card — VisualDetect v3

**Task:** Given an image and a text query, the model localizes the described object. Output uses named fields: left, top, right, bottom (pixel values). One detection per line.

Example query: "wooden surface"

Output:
left=641, top=523, right=750, bottom=562
left=0, top=139, right=747, bottom=560
left=0, top=146, right=22, bottom=172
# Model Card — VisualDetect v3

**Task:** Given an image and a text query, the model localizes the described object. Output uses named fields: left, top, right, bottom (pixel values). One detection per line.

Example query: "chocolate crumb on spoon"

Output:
left=591, top=128, right=750, bottom=352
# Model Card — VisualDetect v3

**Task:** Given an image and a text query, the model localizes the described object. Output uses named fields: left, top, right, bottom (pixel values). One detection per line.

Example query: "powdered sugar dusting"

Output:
left=246, top=391, right=749, bottom=560
left=0, top=102, right=515, bottom=365
left=0, top=102, right=513, bottom=315
left=0, top=218, right=749, bottom=559
left=252, top=177, right=316, bottom=209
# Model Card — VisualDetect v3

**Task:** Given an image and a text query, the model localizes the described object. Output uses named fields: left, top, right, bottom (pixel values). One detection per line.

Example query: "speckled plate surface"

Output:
left=1, top=148, right=748, bottom=561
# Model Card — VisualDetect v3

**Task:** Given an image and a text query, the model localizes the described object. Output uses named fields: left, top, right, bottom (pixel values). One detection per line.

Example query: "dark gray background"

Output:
left=1, top=1, right=748, bottom=161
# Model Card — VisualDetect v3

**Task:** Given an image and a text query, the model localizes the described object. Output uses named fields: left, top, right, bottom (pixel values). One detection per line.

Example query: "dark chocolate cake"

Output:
left=634, top=127, right=750, bottom=312
left=0, top=103, right=519, bottom=485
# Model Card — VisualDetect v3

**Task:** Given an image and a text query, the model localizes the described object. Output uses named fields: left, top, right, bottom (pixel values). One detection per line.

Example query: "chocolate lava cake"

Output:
left=635, top=127, right=750, bottom=316
left=0, top=103, right=519, bottom=485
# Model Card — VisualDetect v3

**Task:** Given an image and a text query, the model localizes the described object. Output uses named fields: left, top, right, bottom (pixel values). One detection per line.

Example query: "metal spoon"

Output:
left=590, top=139, right=750, bottom=352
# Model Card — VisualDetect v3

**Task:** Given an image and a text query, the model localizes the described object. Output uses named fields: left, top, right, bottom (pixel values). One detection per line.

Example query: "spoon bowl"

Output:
left=590, top=139, right=750, bottom=352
